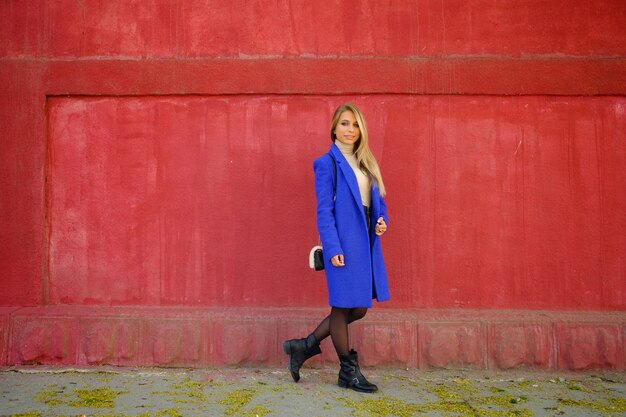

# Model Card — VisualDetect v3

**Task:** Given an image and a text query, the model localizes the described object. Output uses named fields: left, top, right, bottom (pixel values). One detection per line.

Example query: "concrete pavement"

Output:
left=1, top=366, right=625, bottom=416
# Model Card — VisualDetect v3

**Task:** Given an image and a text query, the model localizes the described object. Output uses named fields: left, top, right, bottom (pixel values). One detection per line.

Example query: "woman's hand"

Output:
left=331, top=254, right=345, bottom=267
left=375, top=217, right=387, bottom=236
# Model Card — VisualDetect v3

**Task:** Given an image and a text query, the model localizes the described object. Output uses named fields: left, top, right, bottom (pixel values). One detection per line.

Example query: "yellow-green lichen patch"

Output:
left=68, top=386, right=128, bottom=408
left=566, top=381, right=593, bottom=393
left=154, top=408, right=184, bottom=417
left=461, top=392, right=532, bottom=416
left=36, top=386, right=126, bottom=409
left=172, top=376, right=209, bottom=392
left=246, top=404, right=273, bottom=417
left=478, top=395, right=528, bottom=407
left=172, top=384, right=206, bottom=403
left=427, top=383, right=459, bottom=400
left=558, top=397, right=626, bottom=413
left=34, top=390, right=70, bottom=406
left=415, top=378, right=536, bottom=416
left=151, top=376, right=210, bottom=404
left=421, top=400, right=533, bottom=417
left=9, top=413, right=42, bottom=417
left=343, top=395, right=530, bottom=417
left=342, top=396, right=420, bottom=417
left=420, top=400, right=481, bottom=416
left=504, top=379, right=544, bottom=394
left=198, top=376, right=230, bottom=388
left=218, top=388, right=258, bottom=415
left=511, top=379, right=539, bottom=389
left=609, top=397, right=626, bottom=408
left=452, top=378, right=479, bottom=391
left=277, top=382, right=304, bottom=395
left=94, top=413, right=150, bottom=417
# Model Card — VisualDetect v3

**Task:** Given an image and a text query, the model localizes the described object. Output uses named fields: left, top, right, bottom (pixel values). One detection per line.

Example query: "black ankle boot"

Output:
left=282, top=334, right=321, bottom=382
left=338, top=349, right=378, bottom=393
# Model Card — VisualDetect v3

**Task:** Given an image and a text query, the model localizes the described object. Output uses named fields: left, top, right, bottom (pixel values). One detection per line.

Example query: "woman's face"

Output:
left=333, top=110, right=360, bottom=146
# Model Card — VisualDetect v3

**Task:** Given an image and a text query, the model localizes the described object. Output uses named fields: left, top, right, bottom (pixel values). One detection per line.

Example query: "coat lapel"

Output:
left=330, top=144, right=367, bottom=223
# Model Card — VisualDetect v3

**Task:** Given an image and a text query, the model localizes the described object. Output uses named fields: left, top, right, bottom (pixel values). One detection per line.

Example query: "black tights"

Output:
left=311, top=307, right=367, bottom=357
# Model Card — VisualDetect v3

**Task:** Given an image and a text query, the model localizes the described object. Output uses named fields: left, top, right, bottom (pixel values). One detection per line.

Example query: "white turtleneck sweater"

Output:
left=335, top=140, right=371, bottom=207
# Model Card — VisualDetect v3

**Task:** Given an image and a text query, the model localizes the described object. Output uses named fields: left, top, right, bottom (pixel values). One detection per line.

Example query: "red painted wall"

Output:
left=1, top=1, right=626, bottom=370
left=1, top=0, right=625, bottom=310
left=2, top=1, right=626, bottom=57
left=46, top=95, right=626, bottom=310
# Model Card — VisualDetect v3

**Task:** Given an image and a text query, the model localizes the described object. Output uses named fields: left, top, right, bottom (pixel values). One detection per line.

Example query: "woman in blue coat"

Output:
left=283, top=103, right=390, bottom=393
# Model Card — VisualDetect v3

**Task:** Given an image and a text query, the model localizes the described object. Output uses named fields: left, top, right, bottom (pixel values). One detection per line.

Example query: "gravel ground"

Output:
left=0, top=366, right=625, bottom=417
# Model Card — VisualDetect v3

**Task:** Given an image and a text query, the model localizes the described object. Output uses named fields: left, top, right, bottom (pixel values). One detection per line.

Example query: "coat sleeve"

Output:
left=379, top=192, right=389, bottom=226
left=314, top=156, right=343, bottom=260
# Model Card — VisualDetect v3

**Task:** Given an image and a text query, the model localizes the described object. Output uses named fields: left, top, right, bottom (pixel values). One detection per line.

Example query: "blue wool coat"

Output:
left=314, top=144, right=390, bottom=308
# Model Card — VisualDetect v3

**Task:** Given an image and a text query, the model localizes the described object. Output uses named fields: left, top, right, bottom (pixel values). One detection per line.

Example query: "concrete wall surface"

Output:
left=1, top=0, right=625, bottom=369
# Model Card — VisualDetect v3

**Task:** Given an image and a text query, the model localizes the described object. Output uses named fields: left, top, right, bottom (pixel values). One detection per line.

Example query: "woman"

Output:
left=283, top=103, right=389, bottom=393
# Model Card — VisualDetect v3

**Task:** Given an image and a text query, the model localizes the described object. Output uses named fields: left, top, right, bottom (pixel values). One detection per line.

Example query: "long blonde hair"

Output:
left=330, top=103, right=386, bottom=196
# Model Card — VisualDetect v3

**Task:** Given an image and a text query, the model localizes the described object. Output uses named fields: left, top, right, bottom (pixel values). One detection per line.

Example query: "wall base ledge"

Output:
left=2, top=306, right=624, bottom=370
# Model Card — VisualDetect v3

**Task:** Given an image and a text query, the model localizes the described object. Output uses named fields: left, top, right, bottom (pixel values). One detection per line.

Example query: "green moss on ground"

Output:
left=154, top=408, right=184, bottom=417
left=35, top=386, right=126, bottom=409
left=343, top=396, right=420, bottom=417
left=34, top=390, right=66, bottom=406
left=340, top=377, right=535, bottom=417
left=558, top=397, right=626, bottom=414
left=9, top=413, right=43, bottom=417
left=246, top=404, right=273, bottom=417
left=68, top=387, right=128, bottom=408
left=150, top=376, right=213, bottom=404
left=567, top=381, right=593, bottom=393
left=218, top=388, right=259, bottom=415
